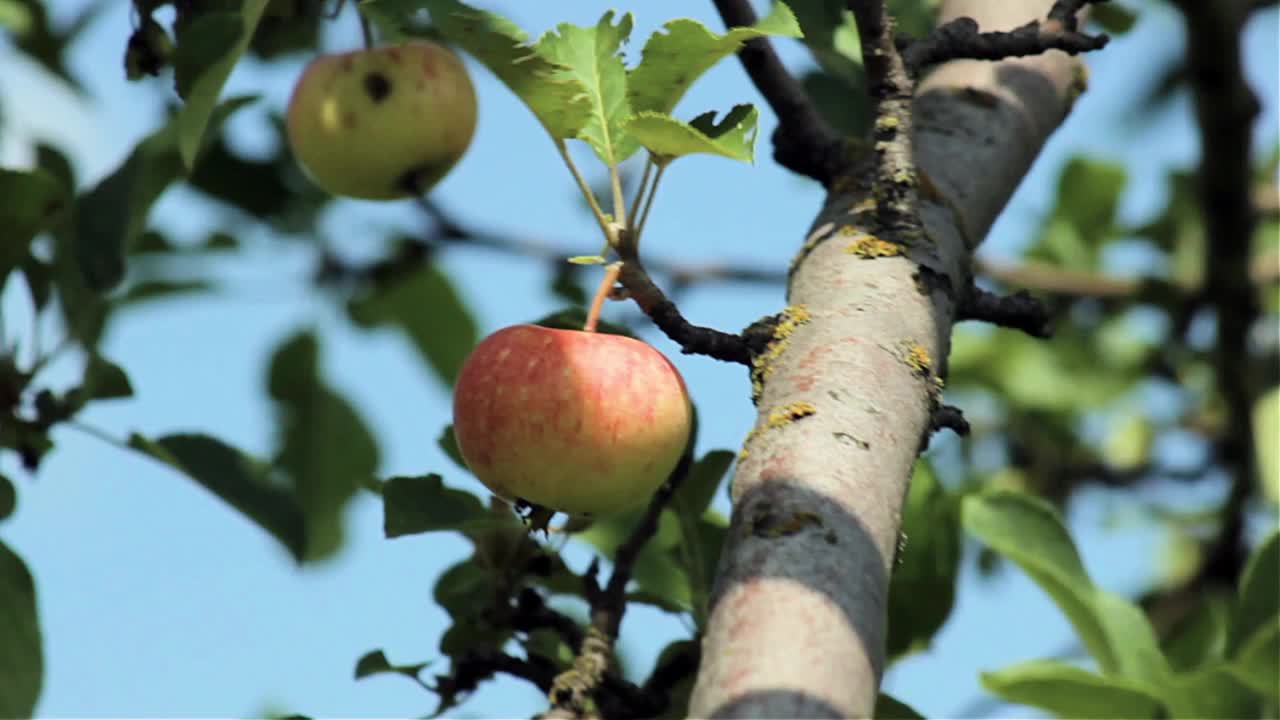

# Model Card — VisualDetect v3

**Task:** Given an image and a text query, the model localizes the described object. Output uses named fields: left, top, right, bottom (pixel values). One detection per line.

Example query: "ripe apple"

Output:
left=286, top=40, right=476, bottom=200
left=452, top=324, right=693, bottom=516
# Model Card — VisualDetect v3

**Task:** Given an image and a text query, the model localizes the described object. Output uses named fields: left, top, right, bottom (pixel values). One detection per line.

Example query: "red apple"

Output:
left=452, top=324, right=693, bottom=516
left=286, top=40, right=476, bottom=200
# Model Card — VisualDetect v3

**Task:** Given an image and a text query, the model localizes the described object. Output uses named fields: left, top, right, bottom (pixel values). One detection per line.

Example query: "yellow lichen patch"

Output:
left=891, top=168, right=914, bottom=186
left=875, top=115, right=900, bottom=132
left=766, top=401, right=817, bottom=429
left=750, top=305, right=812, bottom=404
left=739, top=426, right=758, bottom=460
left=849, top=197, right=877, bottom=215
left=899, top=340, right=932, bottom=378
left=845, top=234, right=902, bottom=259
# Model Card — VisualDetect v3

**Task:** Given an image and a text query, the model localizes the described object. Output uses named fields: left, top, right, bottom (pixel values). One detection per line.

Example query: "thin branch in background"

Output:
left=956, top=285, right=1054, bottom=338
left=1170, top=0, right=1262, bottom=602
left=711, top=0, right=846, bottom=185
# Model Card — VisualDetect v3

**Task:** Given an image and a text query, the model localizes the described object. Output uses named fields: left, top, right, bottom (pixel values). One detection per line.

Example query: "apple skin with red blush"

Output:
left=452, top=324, right=693, bottom=516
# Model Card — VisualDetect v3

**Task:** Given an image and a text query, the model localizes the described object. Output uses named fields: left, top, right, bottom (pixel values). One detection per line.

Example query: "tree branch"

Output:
left=901, top=9, right=1109, bottom=75
left=957, top=285, right=1053, bottom=337
left=711, top=0, right=846, bottom=185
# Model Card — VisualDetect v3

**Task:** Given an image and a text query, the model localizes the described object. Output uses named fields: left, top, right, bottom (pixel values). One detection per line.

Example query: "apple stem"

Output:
left=584, top=262, right=623, bottom=333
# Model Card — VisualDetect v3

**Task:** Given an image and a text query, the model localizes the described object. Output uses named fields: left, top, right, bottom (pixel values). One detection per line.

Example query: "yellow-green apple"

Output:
left=452, top=324, right=693, bottom=516
left=286, top=40, right=476, bottom=200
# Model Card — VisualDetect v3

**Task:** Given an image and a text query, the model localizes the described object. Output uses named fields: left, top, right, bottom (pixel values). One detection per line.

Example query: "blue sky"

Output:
left=1, top=0, right=1276, bottom=717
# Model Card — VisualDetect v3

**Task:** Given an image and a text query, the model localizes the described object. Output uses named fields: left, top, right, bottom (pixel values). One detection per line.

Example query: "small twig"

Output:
left=711, top=0, right=846, bottom=185
left=929, top=404, right=970, bottom=437
left=432, top=650, right=558, bottom=713
left=956, top=285, right=1054, bottom=338
left=546, top=450, right=695, bottom=717
left=615, top=260, right=754, bottom=365
left=901, top=0, right=1110, bottom=75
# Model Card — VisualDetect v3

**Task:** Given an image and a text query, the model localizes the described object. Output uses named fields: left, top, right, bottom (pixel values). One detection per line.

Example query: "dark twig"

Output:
left=616, top=260, right=754, bottom=365
left=546, top=450, right=696, bottom=718
left=956, top=285, right=1054, bottom=338
left=901, top=13, right=1109, bottom=75
left=930, top=404, right=970, bottom=437
left=711, top=0, right=846, bottom=185
left=431, top=650, right=558, bottom=712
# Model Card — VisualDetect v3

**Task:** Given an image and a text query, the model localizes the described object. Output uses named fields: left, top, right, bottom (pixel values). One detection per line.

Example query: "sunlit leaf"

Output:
left=626, top=105, right=758, bottom=165
left=382, top=474, right=489, bottom=538
left=535, top=12, right=634, bottom=164
left=1253, top=388, right=1279, bottom=503
left=981, top=660, right=1163, bottom=719
left=0, top=167, right=69, bottom=279
left=887, top=460, right=961, bottom=659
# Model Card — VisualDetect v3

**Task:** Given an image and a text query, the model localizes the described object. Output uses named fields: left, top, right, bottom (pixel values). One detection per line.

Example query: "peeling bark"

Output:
left=687, top=2, right=1091, bottom=717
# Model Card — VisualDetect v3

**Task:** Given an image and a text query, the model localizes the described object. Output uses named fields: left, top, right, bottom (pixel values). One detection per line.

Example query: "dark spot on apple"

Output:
left=342, top=112, right=357, bottom=129
left=363, top=71, right=391, bottom=102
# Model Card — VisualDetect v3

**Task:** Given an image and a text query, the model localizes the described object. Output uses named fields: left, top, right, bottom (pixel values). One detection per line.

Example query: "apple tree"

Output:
left=0, top=0, right=1277, bottom=718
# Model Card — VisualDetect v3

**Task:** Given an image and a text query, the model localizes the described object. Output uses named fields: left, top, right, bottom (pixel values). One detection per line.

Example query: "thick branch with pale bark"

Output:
left=687, top=1, right=1095, bottom=717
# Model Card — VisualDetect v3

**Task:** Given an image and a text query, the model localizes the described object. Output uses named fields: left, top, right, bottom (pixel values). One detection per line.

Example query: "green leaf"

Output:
left=268, top=332, right=379, bottom=560
left=1090, top=3, right=1138, bottom=34
left=0, top=540, right=42, bottom=718
left=353, top=649, right=429, bottom=680
left=127, top=432, right=307, bottom=562
left=626, top=105, right=758, bottom=165
left=532, top=307, right=633, bottom=336
left=962, top=490, right=1171, bottom=686
left=649, top=640, right=699, bottom=719
left=117, top=279, right=215, bottom=306
left=887, top=460, right=961, bottom=659
left=627, top=3, right=802, bottom=117
left=81, top=354, right=133, bottom=401
left=873, top=691, right=925, bottom=719
left=0, top=167, right=69, bottom=278
left=437, top=425, right=466, bottom=470
left=1253, top=388, right=1279, bottom=503
left=74, top=95, right=256, bottom=291
left=1230, top=617, right=1280, bottom=698
left=1229, top=530, right=1279, bottom=656
left=786, top=0, right=863, bottom=83
left=172, top=0, right=270, bottom=169
left=0, top=473, right=14, bottom=520
left=981, top=660, right=1163, bottom=719
left=419, top=0, right=591, bottom=139
left=382, top=474, right=489, bottom=538
left=0, top=0, right=32, bottom=34
left=535, top=12, right=634, bottom=164
left=674, top=450, right=734, bottom=519
left=1161, top=594, right=1229, bottom=671
left=348, top=263, right=477, bottom=387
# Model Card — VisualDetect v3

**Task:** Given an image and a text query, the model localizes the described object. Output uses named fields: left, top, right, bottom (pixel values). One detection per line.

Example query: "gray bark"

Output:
left=687, top=2, right=1091, bottom=717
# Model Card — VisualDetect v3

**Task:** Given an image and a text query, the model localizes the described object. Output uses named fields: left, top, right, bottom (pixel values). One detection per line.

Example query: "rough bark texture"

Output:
left=687, top=2, right=1091, bottom=717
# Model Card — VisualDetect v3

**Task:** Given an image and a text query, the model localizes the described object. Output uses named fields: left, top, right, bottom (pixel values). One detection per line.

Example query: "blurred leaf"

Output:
left=419, top=0, right=591, bottom=139
left=1090, top=3, right=1138, bottom=34
left=77, top=354, right=133, bottom=404
left=650, top=639, right=699, bottom=719
left=534, top=12, right=633, bottom=164
left=1253, top=388, right=1279, bottom=503
left=873, top=691, right=925, bottom=719
left=268, top=332, right=379, bottom=560
left=1228, top=530, right=1279, bottom=656
left=962, top=490, right=1172, bottom=687
left=800, top=69, right=871, bottom=138
left=0, top=167, right=69, bottom=278
left=348, top=264, right=477, bottom=387
left=1173, top=665, right=1266, bottom=716
left=251, top=0, right=323, bottom=59
left=1229, top=617, right=1279, bottom=698
left=786, top=0, right=863, bottom=83
left=673, top=450, right=734, bottom=519
left=0, top=0, right=31, bottom=33
left=0, top=473, right=14, bottom=520
left=187, top=135, right=296, bottom=219
left=0, top=540, right=41, bottom=718
left=549, top=262, right=588, bottom=306
left=628, top=3, right=801, bottom=118
left=1103, top=410, right=1152, bottom=471
left=981, top=660, right=1163, bottom=719
left=127, top=432, right=307, bottom=562
left=382, top=474, right=490, bottom=538
left=74, top=95, right=256, bottom=292
left=118, top=280, right=215, bottom=306
left=887, top=460, right=961, bottom=659
left=353, top=649, right=430, bottom=680
left=1028, top=157, right=1127, bottom=270
left=437, top=425, right=466, bottom=470
left=433, top=559, right=510, bottom=659
left=626, top=105, right=758, bottom=166
left=1161, top=594, right=1229, bottom=671
left=10, top=0, right=100, bottom=90
left=171, top=0, right=269, bottom=169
